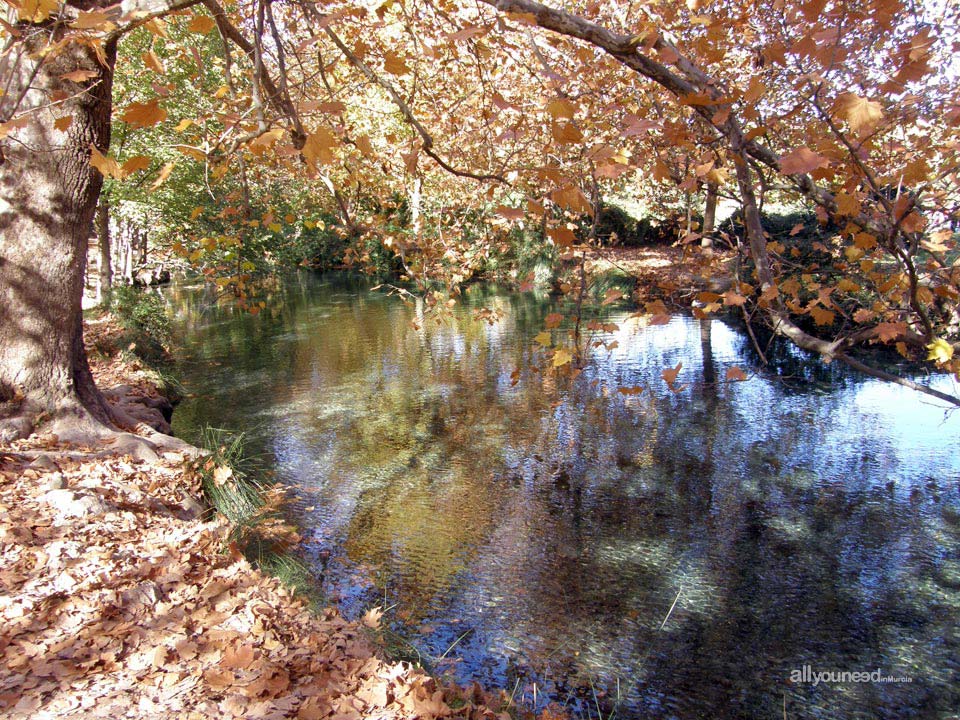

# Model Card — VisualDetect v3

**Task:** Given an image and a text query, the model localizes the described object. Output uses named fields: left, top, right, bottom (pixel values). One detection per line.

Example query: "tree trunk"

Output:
left=410, top=176, right=422, bottom=240
left=96, top=197, right=113, bottom=303
left=137, top=226, right=148, bottom=266
left=120, top=221, right=134, bottom=283
left=0, top=28, right=117, bottom=430
left=702, top=182, right=718, bottom=248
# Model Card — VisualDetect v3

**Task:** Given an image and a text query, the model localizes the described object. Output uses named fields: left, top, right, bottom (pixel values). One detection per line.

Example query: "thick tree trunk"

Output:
left=96, top=198, right=113, bottom=303
left=0, top=27, right=118, bottom=430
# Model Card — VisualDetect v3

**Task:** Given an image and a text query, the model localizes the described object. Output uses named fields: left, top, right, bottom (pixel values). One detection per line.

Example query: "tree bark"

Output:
left=0, top=26, right=118, bottom=427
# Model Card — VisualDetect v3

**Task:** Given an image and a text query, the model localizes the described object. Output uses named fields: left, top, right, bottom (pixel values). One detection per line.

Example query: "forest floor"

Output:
left=0, top=318, right=513, bottom=720
left=581, top=243, right=739, bottom=303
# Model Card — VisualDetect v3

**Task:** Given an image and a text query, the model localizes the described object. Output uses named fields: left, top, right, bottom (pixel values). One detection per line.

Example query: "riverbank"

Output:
left=0, top=314, right=513, bottom=719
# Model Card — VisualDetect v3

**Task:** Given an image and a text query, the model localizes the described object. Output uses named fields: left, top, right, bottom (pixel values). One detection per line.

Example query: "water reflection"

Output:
left=168, top=273, right=960, bottom=719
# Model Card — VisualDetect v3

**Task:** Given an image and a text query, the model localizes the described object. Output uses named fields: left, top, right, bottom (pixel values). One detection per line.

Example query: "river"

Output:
left=167, top=272, right=960, bottom=719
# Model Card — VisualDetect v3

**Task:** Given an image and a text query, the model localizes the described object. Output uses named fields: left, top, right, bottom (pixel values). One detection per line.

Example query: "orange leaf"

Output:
left=71, top=10, right=114, bottom=29
left=779, top=147, right=827, bottom=175
left=188, top=14, right=216, bottom=33
left=383, top=51, right=411, bottom=75
left=547, top=226, right=577, bottom=247
left=221, top=644, right=255, bottom=669
left=832, top=92, right=883, bottom=135
left=54, top=115, right=73, bottom=131
left=725, top=366, right=747, bottom=381
left=60, top=69, right=99, bottom=83
left=142, top=50, right=165, bottom=74
left=302, top=127, right=337, bottom=166
left=495, top=205, right=524, bottom=221
left=89, top=146, right=122, bottom=179
left=121, top=99, right=167, bottom=128
left=544, top=312, right=564, bottom=329
left=150, top=161, right=175, bottom=190
left=723, top=290, right=747, bottom=306
left=602, top=289, right=624, bottom=306
left=551, top=120, right=583, bottom=144
left=835, top=192, right=861, bottom=216
left=546, top=99, right=576, bottom=119
left=662, top=361, right=682, bottom=386
left=121, top=155, right=151, bottom=175
left=809, top=305, right=835, bottom=325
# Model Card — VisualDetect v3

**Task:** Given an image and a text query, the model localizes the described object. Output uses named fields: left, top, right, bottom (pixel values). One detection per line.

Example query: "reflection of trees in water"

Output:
left=167, top=274, right=960, bottom=719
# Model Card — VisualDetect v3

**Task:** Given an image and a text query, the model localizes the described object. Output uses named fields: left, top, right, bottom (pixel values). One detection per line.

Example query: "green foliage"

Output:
left=103, top=285, right=172, bottom=366
left=192, top=427, right=267, bottom=527
left=109, top=285, right=170, bottom=343
left=718, top=209, right=837, bottom=253
left=576, top=203, right=692, bottom=247
left=486, top=225, right=557, bottom=284
left=190, top=426, right=323, bottom=603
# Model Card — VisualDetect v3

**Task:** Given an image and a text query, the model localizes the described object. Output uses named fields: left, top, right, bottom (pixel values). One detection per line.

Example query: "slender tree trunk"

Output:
left=121, top=223, right=134, bottom=283
left=702, top=182, right=718, bottom=248
left=96, top=198, right=113, bottom=303
left=137, top=226, right=148, bottom=267
left=410, top=176, right=422, bottom=240
left=0, top=28, right=118, bottom=429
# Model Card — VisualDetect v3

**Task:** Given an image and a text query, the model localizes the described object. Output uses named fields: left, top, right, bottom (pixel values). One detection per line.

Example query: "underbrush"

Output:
left=188, top=426, right=324, bottom=608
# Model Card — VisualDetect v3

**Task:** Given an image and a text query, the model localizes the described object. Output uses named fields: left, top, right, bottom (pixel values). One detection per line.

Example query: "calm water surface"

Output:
left=168, top=273, right=960, bottom=719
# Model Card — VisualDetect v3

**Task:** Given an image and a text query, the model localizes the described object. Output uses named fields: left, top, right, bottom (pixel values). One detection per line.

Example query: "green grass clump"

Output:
left=188, top=426, right=324, bottom=604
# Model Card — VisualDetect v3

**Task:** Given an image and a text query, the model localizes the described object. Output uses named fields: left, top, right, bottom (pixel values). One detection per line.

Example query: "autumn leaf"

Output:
left=547, top=226, right=576, bottom=247
left=142, top=50, right=166, bottom=74
left=926, top=338, right=954, bottom=365
left=725, top=366, right=747, bottom=381
left=383, top=51, right=411, bottom=75
left=18, top=0, right=59, bottom=22
left=546, top=98, right=576, bottom=119
left=188, top=14, right=216, bottom=33
left=544, top=313, right=564, bottom=329
left=552, top=348, right=573, bottom=367
left=495, top=205, right=525, bottom=221
left=121, top=156, right=152, bottom=175
left=835, top=192, right=861, bottom=216
left=617, top=385, right=644, bottom=395
left=723, top=290, right=747, bottom=306
left=602, top=289, right=624, bottom=306
left=833, top=92, right=883, bottom=135
left=150, top=161, right=175, bottom=190
left=551, top=121, right=583, bottom=144
left=779, top=147, right=828, bottom=175
left=362, top=606, right=384, bottom=629
left=54, top=115, right=73, bottom=132
left=874, top=322, right=905, bottom=342
left=809, top=305, right=835, bottom=326
left=121, top=99, right=167, bottom=128
left=534, top=331, right=552, bottom=346
left=71, top=10, right=115, bottom=29
left=302, top=128, right=337, bottom=166
left=60, top=69, right=99, bottom=83
left=662, top=361, right=682, bottom=386
left=90, top=146, right=122, bottom=179
left=221, top=644, right=255, bottom=669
